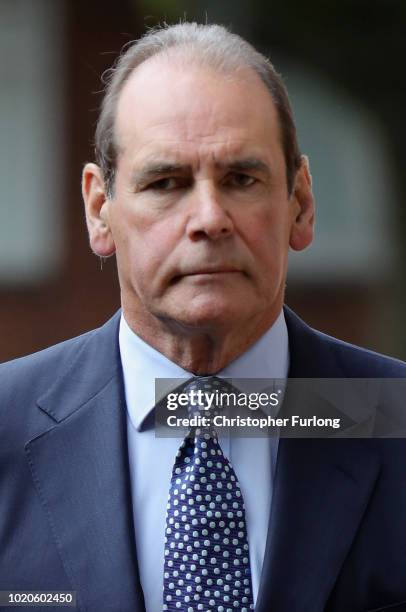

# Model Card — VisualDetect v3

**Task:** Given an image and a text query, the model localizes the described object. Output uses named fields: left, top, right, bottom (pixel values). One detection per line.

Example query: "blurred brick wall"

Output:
left=0, top=0, right=139, bottom=362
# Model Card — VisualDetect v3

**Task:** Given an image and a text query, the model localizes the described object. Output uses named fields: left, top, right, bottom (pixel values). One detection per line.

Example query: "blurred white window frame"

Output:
left=0, top=0, right=66, bottom=285
left=285, top=62, right=398, bottom=284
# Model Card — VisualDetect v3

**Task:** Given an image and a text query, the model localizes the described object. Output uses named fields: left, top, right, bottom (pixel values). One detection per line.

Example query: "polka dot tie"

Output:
left=163, top=376, right=254, bottom=611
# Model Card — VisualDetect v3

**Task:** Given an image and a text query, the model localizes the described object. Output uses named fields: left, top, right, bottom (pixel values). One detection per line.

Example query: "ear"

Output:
left=82, top=163, right=116, bottom=257
left=289, top=155, right=315, bottom=251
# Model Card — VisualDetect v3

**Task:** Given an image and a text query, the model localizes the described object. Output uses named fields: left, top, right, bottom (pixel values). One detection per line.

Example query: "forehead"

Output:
left=115, top=56, right=283, bottom=167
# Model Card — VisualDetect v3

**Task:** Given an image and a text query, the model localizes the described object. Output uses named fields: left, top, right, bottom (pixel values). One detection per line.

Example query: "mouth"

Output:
left=183, top=268, right=241, bottom=276
left=170, top=268, right=244, bottom=285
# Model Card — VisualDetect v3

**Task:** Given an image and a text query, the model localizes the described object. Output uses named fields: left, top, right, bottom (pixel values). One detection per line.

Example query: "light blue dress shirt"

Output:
left=119, top=311, right=289, bottom=612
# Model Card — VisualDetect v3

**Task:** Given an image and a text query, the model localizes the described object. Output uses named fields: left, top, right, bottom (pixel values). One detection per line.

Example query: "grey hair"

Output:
left=95, top=22, right=301, bottom=196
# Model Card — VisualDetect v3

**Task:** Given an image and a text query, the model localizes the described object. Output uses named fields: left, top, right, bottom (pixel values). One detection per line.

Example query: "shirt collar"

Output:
left=119, top=310, right=289, bottom=431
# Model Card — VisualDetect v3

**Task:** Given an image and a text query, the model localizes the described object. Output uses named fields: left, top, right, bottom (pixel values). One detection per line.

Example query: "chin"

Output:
left=167, top=297, right=248, bottom=332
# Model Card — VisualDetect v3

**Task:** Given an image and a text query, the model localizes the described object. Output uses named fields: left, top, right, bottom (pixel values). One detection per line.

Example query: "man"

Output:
left=1, top=22, right=406, bottom=612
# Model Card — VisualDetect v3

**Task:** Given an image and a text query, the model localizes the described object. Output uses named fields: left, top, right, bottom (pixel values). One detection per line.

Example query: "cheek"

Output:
left=243, top=208, right=291, bottom=264
left=118, top=219, right=180, bottom=291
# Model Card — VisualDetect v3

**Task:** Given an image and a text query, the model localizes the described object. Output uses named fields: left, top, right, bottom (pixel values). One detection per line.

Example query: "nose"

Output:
left=186, top=183, right=234, bottom=241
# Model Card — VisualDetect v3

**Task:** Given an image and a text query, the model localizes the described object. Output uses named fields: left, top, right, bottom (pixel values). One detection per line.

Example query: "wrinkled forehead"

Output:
left=114, top=54, right=283, bottom=161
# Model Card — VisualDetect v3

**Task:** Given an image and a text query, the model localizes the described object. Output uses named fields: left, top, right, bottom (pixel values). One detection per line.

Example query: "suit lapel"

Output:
left=255, top=438, right=380, bottom=611
left=25, top=312, right=145, bottom=612
left=255, top=307, right=381, bottom=611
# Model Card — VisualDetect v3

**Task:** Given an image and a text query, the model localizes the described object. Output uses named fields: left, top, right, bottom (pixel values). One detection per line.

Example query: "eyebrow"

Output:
left=131, top=163, right=191, bottom=187
left=219, top=158, right=271, bottom=176
left=131, top=157, right=271, bottom=186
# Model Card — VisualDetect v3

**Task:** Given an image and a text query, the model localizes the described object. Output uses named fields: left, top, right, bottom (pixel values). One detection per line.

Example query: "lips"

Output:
left=169, top=266, right=243, bottom=285
left=183, top=268, right=240, bottom=275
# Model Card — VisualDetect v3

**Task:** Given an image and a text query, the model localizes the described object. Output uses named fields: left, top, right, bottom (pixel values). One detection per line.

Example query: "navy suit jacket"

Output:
left=1, top=307, right=406, bottom=612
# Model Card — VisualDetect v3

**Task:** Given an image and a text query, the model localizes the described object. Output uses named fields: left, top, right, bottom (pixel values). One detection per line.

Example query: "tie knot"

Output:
left=183, top=376, right=227, bottom=419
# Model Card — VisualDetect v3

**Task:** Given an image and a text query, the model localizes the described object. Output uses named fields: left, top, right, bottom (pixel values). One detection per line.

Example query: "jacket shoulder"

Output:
left=284, top=305, right=406, bottom=378
left=0, top=328, right=95, bottom=393
left=0, top=310, right=121, bottom=403
left=314, top=327, right=406, bottom=377
left=0, top=312, right=121, bottom=455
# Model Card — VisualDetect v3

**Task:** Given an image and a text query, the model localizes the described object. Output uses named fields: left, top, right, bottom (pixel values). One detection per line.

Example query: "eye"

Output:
left=226, top=173, right=257, bottom=188
left=148, top=177, right=180, bottom=191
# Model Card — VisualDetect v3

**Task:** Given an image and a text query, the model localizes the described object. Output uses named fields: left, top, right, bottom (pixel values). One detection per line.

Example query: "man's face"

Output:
left=84, top=58, right=314, bottom=336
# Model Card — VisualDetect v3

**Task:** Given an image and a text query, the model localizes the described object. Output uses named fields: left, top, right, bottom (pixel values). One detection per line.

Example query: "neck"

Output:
left=122, top=304, right=282, bottom=374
